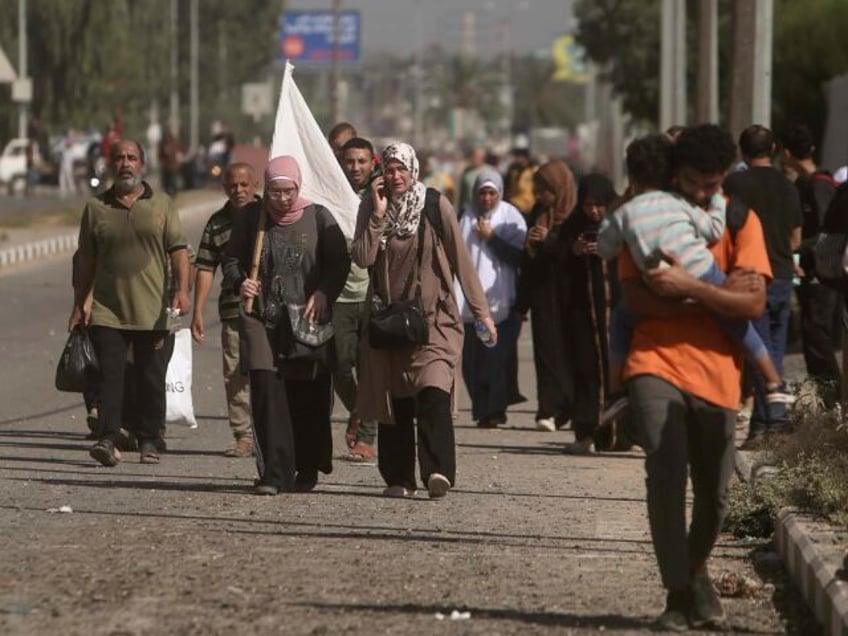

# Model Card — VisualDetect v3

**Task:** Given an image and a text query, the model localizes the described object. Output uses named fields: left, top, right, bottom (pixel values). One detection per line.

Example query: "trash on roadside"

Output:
left=46, top=505, right=73, bottom=514
left=434, top=610, right=471, bottom=621
left=713, top=570, right=763, bottom=598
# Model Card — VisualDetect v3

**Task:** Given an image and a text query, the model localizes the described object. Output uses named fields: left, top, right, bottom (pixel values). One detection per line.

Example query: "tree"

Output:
left=574, top=0, right=848, bottom=147
left=574, top=0, right=662, bottom=124
left=771, top=0, right=848, bottom=145
left=0, top=0, right=279, bottom=144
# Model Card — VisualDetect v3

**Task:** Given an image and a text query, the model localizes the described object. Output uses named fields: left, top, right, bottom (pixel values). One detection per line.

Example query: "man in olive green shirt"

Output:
left=69, top=139, right=190, bottom=467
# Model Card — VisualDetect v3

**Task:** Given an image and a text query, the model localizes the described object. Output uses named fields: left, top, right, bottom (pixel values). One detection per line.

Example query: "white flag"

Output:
left=269, top=61, right=360, bottom=239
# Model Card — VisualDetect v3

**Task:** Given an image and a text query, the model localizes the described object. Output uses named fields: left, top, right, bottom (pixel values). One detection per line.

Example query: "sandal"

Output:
left=345, top=441, right=376, bottom=463
left=345, top=416, right=361, bottom=449
left=139, top=441, right=160, bottom=464
left=224, top=438, right=254, bottom=458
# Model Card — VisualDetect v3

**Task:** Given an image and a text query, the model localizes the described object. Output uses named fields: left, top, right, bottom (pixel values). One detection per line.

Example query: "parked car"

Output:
left=0, top=138, right=29, bottom=196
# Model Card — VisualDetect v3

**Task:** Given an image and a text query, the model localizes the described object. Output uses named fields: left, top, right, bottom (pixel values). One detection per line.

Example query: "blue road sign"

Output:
left=278, top=10, right=361, bottom=65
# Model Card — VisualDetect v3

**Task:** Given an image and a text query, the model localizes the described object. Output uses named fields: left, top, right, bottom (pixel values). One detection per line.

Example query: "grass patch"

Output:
left=725, top=381, right=848, bottom=537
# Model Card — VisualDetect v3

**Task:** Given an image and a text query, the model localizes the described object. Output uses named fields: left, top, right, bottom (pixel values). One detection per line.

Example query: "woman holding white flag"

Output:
left=224, top=156, right=350, bottom=496
left=352, top=142, right=495, bottom=500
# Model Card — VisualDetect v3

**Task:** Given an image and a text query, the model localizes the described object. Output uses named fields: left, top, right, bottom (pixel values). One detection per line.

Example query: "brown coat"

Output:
left=352, top=191, right=490, bottom=423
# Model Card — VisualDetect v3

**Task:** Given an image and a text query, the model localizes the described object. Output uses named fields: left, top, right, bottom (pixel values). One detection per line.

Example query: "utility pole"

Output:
left=695, top=0, right=718, bottom=124
left=659, top=0, right=687, bottom=131
left=728, top=0, right=755, bottom=142
left=169, top=0, right=180, bottom=137
left=412, top=0, right=423, bottom=147
left=189, top=0, right=199, bottom=155
left=752, top=0, right=773, bottom=128
left=17, top=0, right=27, bottom=139
left=330, top=0, right=341, bottom=124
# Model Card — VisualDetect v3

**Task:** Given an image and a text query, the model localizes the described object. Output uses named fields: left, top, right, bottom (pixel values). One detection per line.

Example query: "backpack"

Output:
left=813, top=183, right=848, bottom=287
left=725, top=195, right=749, bottom=240
left=421, top=187, right=445, bottom=242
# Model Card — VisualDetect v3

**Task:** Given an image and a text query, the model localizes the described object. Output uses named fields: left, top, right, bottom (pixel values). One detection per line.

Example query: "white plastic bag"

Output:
left=165, top=328, right=197, bottom=428
left=269, top=61, right=360, bottom=240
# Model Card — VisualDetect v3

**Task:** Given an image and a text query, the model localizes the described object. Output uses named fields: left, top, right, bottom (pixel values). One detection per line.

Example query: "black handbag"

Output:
left=55, top=326, right=99, bottom=392
left=368, top=295, right=429, bottom=349
left=368, top=211, right=430, bottom=350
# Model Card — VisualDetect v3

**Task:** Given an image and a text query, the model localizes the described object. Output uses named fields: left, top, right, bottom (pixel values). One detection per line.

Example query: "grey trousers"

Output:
left=332, top=300, right=376, bottom=444
left=627, top=374, right=736, bottom=591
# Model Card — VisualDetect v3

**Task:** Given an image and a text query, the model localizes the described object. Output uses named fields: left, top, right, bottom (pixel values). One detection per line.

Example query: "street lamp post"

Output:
left=17, top=0, right=28, bottom=139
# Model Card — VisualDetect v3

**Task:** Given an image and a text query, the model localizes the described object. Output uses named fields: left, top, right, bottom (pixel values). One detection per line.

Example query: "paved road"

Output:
left=0, top=217, right=811, bottom=634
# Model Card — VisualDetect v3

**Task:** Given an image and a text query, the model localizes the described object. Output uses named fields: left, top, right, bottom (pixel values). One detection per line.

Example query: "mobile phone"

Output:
left=582, top=228, right=599, bottom=241
left=368, top=165, right=385, bottom=198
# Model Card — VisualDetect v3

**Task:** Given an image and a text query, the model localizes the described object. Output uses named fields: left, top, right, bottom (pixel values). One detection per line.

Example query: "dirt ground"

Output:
left=0, top=404, right=817, bottom=633
left=0, top=255, right=819, bottom=635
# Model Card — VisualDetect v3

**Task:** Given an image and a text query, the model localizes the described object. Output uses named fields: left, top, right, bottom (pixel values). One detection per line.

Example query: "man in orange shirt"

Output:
left=619, top=125, right=770, bottom=631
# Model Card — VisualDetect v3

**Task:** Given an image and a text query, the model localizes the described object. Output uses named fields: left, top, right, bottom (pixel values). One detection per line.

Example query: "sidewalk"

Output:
left=0, top=189, right=224, bottom=270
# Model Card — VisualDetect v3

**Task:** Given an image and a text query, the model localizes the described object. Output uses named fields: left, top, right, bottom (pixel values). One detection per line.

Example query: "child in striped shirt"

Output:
left=598, top=134, right=793, bottom=407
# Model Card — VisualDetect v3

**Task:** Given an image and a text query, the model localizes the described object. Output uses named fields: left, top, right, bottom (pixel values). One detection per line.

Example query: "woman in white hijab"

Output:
left=456, top=169, right=527, bottom=428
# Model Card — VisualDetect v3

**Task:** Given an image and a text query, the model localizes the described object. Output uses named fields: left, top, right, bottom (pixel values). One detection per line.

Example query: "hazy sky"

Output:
left=285, top=0, right=575, bottom=59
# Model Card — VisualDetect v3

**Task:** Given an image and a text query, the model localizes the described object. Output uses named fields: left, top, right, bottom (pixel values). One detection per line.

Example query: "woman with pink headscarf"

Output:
left=224, top=155, right=350, bottom=495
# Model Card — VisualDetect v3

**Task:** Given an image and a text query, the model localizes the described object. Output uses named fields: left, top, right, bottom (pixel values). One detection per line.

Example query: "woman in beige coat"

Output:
left=352, top=142, right=495, bottom=499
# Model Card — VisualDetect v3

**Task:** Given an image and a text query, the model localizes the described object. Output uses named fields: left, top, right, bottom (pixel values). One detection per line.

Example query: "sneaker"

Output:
left=690, top=568, right=726, bottom=629
left=294, top=471, right=318, bottom=493
left=382, top=485, right=414, bottom=498
left=90, top=439, right=121, bottom=467
left=765, top=383, right=795, bottom=405
left=427, top=473, right=451, bottom=499
left=563, top=439, right=594, bottom=455
left=600, top=394, right=629, bottom=426
left=654, top=589, right=690, bottom=632
left=535, top=417, right=556, bottom=432
left=254, top=483, right=279, bottom=496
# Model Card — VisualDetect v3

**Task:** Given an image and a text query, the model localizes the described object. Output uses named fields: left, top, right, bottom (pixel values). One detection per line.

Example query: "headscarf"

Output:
left=534, top=159, right=577, bottom=229
left=576, top=174, right=617, bottom=220
left=456, top=167, right=527, bottom=323
left=264, top=155, right=312, bottom=225
left=565, top=173, right=618, bottom=242
left=468, top=168, right=504, bottom=217
left=380, top=142, right=427, bottom=244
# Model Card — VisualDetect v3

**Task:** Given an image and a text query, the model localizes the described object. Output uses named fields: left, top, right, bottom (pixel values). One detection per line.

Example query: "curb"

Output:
left=0, top=233, right=78, bottom=268
left=0, top=197, right=223, bottom=271
left=774, top=509, right=848, bottom=636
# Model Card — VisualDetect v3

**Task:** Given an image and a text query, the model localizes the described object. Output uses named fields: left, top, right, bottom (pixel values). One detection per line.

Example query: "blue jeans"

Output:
left=749, top=277, right=793, bottom=435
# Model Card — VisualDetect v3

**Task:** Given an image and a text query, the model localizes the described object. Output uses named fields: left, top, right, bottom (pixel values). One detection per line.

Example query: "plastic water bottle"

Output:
left=475, top=320, right=496, bottom=348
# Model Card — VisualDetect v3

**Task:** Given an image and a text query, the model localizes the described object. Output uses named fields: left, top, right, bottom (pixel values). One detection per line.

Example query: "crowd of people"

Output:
left=66, top=118, right=848, bottom=631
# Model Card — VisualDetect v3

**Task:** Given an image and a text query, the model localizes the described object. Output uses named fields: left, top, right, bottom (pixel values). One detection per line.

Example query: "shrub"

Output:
left=724, top=384, right=848, bottom=537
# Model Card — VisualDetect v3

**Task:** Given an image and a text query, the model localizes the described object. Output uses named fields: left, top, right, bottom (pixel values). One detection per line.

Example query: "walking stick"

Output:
left=243, top=203, right=267, bottom=315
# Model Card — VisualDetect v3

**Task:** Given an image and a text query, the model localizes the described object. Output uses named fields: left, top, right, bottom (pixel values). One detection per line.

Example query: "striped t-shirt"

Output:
left=196, top=202, right=244, bottom=321
left=597, top=190, right=727, bottom=278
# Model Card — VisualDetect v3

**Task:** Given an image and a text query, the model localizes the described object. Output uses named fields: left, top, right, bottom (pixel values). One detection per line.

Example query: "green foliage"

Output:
left=574, top=0, right=848, bottom=140
left=772, top=0, right=848, bottom=143
left=724, top=402, right=848, bottom=538
left=574, top=0, right=661, bottom=124
left=0, top=0, right=278, bottom=143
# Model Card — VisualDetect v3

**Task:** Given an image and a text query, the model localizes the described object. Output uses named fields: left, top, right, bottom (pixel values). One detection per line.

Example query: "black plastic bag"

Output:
left=55, top=327, right=99, bottom=392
